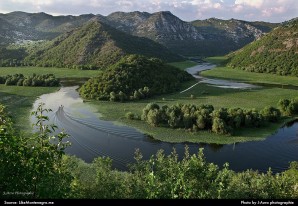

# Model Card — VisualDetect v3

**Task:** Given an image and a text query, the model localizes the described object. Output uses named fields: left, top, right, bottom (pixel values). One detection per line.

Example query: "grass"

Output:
left=0, top=66, right=101, bottom=78
left=204, top=56, right=229, bottom=65
left=1, top=63, right=297, bottom=144
left=86, top=80, right=298, bottom=144
left=78, top=56, right=297, bottom=144
left=201, top=57, right=298, bottom=87
left=0, top=85, right=58, bottom=130
left=168, top=61, right=198, bottom=70
left=202, top=66, right=298, bottom=87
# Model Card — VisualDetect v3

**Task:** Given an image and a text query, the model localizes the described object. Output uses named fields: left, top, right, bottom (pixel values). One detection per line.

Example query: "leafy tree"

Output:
left=0, top=103, right=72, bottom=199
left=261, top=106, right=281, bottom=122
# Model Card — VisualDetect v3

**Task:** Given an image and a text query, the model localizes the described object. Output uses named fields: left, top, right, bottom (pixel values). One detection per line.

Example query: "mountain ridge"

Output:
left=0, top=11, right=282, bottom=57
left=24, top=19, right=182, bottom=68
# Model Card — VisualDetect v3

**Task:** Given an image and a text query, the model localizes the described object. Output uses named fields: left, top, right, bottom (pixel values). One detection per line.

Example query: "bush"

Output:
left=125, top=112, right=135, bottom=120
left=261, top=106, right=281, bottom=122
left=278, top=98, right=298, bottom=115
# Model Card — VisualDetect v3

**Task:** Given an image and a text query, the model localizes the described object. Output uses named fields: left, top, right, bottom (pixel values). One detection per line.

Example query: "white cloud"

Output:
left=235, top=0, right=264, bottom=8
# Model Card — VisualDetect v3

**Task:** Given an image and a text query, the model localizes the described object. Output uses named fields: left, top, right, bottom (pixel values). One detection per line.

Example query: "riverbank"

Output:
left=1, top=62, right=297, bottom=144
left=28, top=85, right=298, bottom=173
left=85, top=60, right=298, bottom=144
left=0, top=66, right=100, bottom=130
left=0, top=84, right=58, bottom=130
left=201, top=57, right=298, bottom=87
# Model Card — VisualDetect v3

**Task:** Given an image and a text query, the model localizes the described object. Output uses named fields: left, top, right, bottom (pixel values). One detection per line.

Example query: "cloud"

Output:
left=235, top=0, right=264, bottom=8
left=0, top=0, right=297, bottom=22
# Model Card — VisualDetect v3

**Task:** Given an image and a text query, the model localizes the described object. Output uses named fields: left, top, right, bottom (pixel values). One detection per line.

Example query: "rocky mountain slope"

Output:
left=105, top=11, right=279, bottom=56
left=0, top=11, right=94, bottom=45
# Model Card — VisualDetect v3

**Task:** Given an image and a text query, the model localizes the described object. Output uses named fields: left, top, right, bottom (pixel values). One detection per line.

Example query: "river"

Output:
left=31, top=64, right=298, bottom=173
left=184, top=62, right=259, bottom=90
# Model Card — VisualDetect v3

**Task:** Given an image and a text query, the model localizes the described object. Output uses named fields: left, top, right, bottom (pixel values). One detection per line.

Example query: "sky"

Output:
left=0, top=0, right=297, bottom=23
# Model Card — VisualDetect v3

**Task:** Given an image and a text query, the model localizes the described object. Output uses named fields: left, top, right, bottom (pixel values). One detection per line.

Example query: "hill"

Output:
left=0, top=11, right=278, bottom=57
left=79, top=55, right=193, bottom=101
left=24, top=19, right=182, bottom=69
left=227, top=18, right=298, bottom=77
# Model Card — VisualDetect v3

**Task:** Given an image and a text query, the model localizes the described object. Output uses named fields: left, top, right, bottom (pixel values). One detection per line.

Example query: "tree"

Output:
left=0, top=103, right=72, bottom=199
left=146, top=109, right=161, bottom=127
left=212, top=117, right=231, bottom=135
left=261, top=106, right=281, bottom=122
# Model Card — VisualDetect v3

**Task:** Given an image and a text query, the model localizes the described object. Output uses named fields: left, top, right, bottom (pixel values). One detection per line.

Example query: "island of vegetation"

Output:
left=79, top=54, right=193, bottom=101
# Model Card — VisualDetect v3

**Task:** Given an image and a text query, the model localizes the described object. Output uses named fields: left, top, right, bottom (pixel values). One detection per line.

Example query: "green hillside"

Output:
left=24, top=20, right=182, bottom=69
left=227, top=18, right=298, bottom=76
left=79, top=55, right=193, bottom=101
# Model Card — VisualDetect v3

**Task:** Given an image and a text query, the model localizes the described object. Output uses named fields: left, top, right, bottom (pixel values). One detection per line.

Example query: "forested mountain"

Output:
left=24, top=19, right=182, bottom=69
left=227, top=18, right=298, bottom=77
left=0, top=11, right=279, bottom=58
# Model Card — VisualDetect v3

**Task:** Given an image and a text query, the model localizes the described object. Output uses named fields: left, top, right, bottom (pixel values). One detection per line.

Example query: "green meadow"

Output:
left=0, top=62, right=297, bottom=144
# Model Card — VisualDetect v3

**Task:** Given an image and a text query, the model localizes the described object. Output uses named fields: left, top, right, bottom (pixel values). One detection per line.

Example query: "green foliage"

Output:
left=24, top=20, right=182, bottom=69
left=0, top=47, right=28, bottom=66
left=261, top=106, right=281, bottom=122
left=0, top=103, right=72, bottom=199
left=79, top=55, right=193, bottom=102
left=141, top=103, right=282, bottom=136
left=0, top=73, right=59, bottom=87
left=228, top=19, right=298, bottom=77
left=278, top=98, right=298, bottom=116
left=1, top=102, right=298, bottom=199
left=64, top=146, right=298, bottom=199
left=125, top=112, right=136, bottom=120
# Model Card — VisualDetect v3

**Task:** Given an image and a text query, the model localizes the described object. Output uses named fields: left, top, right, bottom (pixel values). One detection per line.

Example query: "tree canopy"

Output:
left=79, top=55, right=193, bottom=101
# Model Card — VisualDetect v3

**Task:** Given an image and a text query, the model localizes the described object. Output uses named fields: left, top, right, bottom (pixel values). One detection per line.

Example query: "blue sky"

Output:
left=0, top=0, right=297, bottom=22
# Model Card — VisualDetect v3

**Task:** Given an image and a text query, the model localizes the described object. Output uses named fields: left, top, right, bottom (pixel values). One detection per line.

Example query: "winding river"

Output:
left=31, top=64, right=298, bottom=173
left=183, top=62, right=259, bottom=90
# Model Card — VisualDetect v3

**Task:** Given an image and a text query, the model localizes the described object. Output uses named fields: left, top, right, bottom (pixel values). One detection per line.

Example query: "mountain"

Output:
left=0, top=11, right=280, bottom=58
left=191, top=18, right=279, bottom=56
left=0, top=11, right=94, bottom=45
left=24, top=19, right=182, bottom=68
left=105, top=12, right=278, bottom=56
left=227, top=18, right=298, bottom=77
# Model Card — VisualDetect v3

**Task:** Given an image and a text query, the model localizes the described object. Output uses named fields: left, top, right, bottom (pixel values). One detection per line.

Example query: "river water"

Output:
left=31, top=85, right=298, bottom=173
left=185, top=63, right=260, bottom=89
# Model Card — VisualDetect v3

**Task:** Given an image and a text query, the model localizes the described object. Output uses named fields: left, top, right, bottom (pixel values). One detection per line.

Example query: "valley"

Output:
left=0, top=10, right=297, bottom=200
